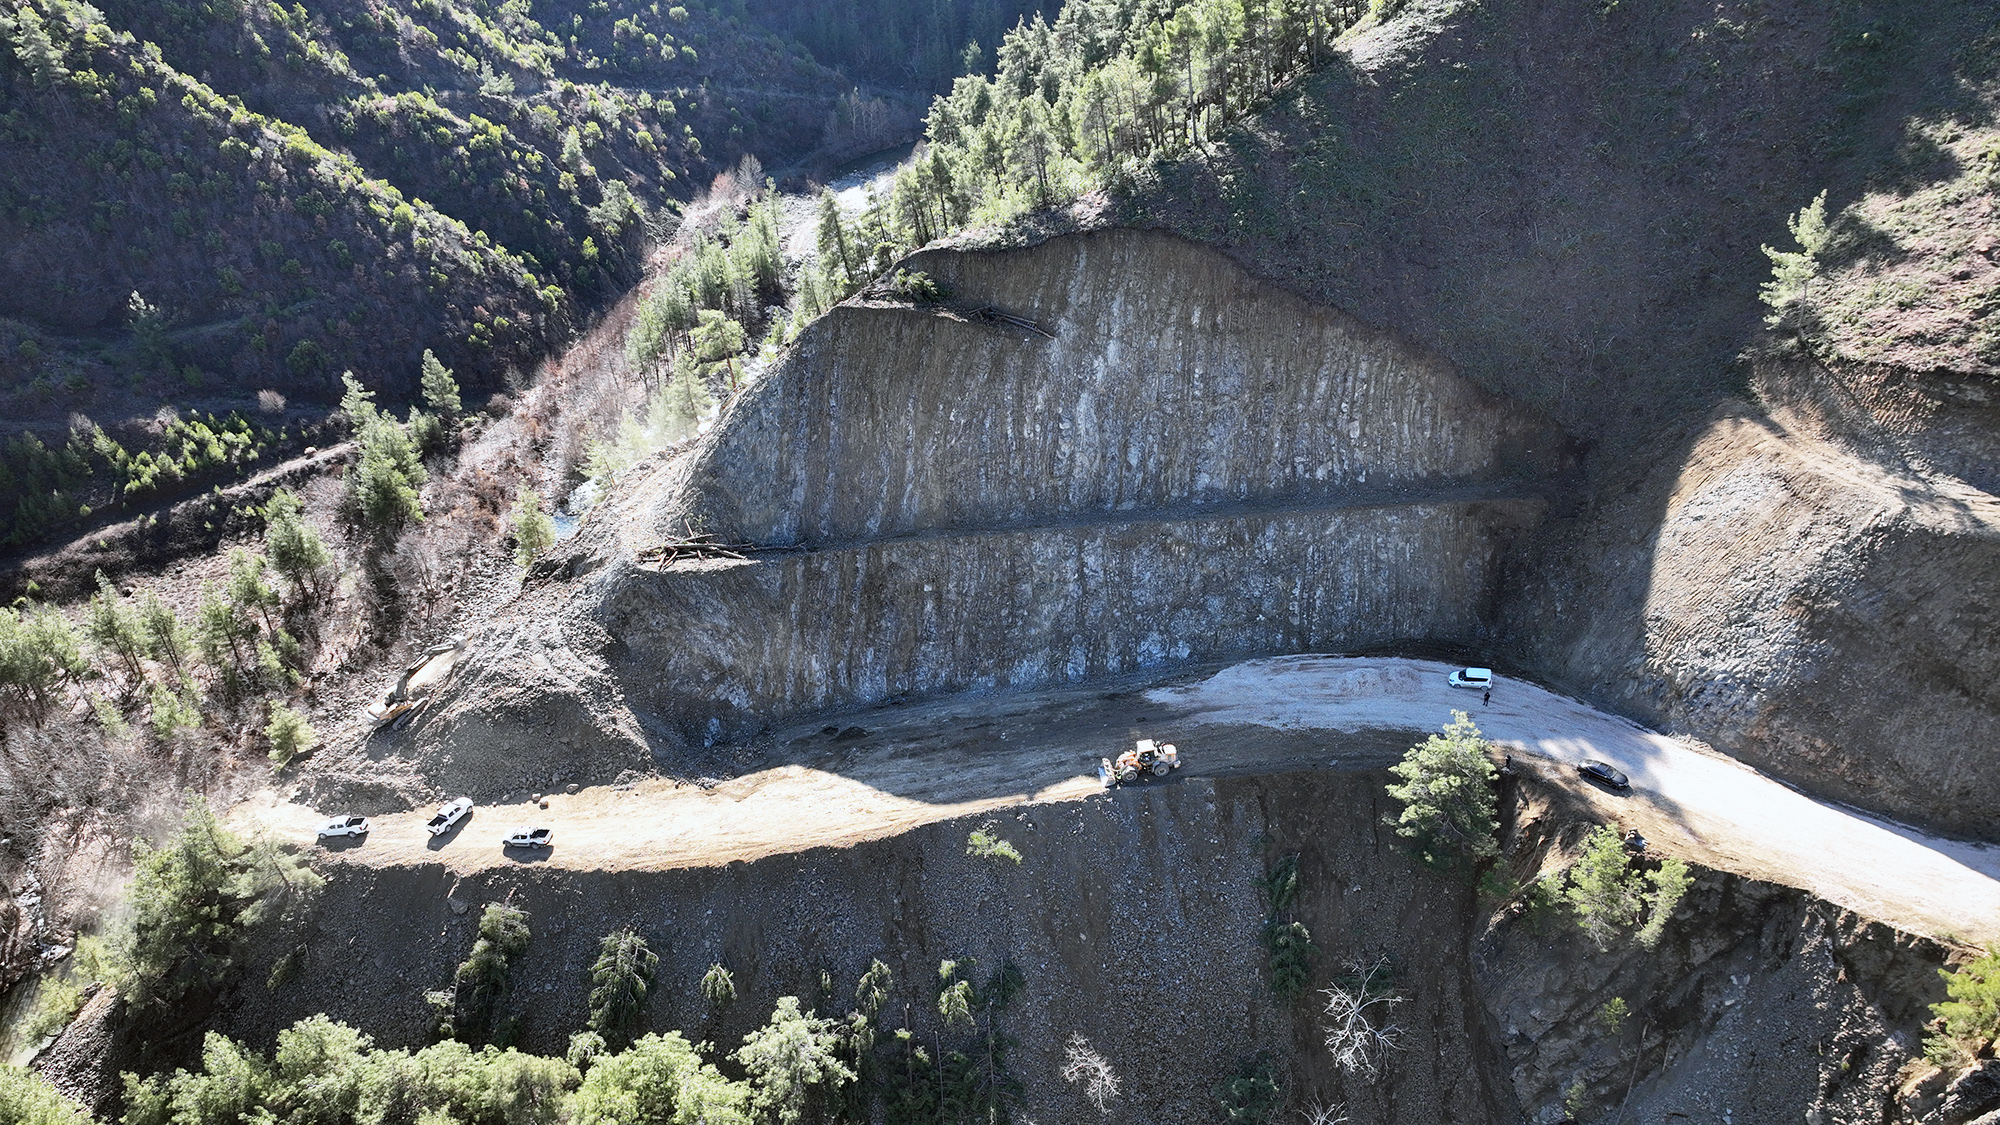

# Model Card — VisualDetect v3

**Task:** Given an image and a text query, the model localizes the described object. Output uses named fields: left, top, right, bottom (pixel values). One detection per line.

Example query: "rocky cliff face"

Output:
left=406, top=230, right=1560, bottom=798
left=1482, top=782, right=1951, bottom=1125
left=1517, top=357, right=2000, bottom=840
left=678, top=231, right=1561, bottom=546
left=598, top=498, right=1541, bottom=751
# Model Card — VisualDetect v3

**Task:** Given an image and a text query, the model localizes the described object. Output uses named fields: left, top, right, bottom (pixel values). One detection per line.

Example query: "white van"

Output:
left=1448, top=667, right=1492, bottom=689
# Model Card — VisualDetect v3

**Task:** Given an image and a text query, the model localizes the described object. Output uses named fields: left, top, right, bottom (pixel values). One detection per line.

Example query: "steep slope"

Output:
left=1129, top=0, right=1993, bottom=449
left=1113, top=0, right=2000, bottom=838
left=1514, top=364, right=2000, bottom=840
left=350, top=229, right=1562, bottom=802
left=64, top=769, right=1953, bottom=1125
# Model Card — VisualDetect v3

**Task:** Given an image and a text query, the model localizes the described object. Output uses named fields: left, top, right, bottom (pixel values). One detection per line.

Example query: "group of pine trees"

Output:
left=846, top=0, right=1382, bottom=255
left=11, top=790, right=1031, bottom=1125
left=0, top=508, right=326, bottom=752
left=0, top=351, right=488, bottom=758
left=0, top=411, right=284, bottom=550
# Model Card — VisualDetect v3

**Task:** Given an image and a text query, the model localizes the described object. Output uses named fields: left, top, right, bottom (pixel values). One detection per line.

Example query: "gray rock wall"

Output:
left=681, top=230, right=1560, bottom=546
left=417, top=231, right=1559, bottom=794
left=599, top=497, right=1543, bottom=744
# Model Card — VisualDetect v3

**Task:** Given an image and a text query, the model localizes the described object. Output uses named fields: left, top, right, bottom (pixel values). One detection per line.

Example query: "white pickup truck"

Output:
left=316, top=815, right=370, bottom=840
left=502, top=827, right=554, bottom=850
left=427, top=797, right=473, bottom=836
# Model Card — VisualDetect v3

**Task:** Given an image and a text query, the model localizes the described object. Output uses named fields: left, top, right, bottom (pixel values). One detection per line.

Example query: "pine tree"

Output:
left=227, top=549, right=283, bottom=640
left=196, top=585, right=256, bottom=688
left=735, top=997, right=855, bottom=1125
left=85, top=573, right=148, bottom=687
left=419, top=349, right=462, bottom=418
left=137, top=592, right=190, bottom=677
left=264, top=701, right=318, bottom=766
left=511, top=488, right=556, bottom=567
left=0, top=604, right=87, bottom=721
left=816, top=191, right=855, bottom=283
left=109, top=795, right=321, bottom=1013
left=451, top=905, right=531, bottom=1044
left=262, top=489, right=333, bottom=608
left=1384, top=710, right=1499, bottom=869
left=587, top=929, right=658, bottom=1048
left=340, top=374, right=426, bottom=538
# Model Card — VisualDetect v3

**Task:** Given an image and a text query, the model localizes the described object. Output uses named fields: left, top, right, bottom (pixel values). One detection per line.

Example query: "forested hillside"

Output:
left=0, top=0, right=1043, bottom=552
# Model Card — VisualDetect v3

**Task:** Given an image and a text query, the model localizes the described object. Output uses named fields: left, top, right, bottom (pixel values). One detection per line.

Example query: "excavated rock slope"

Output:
left=678, top=231, right=1560, bottom=546
left=375, top=221, right=2000, bottom=846
left=1519, top=357, right=2000, bottom=840
left=400, top=230, right=1562, bottom=799
left=388, top=226, right=2000, bottom=842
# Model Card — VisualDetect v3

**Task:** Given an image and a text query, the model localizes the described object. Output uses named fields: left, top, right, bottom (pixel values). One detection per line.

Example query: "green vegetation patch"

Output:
left=1385, top=709, right=1499, bottom=871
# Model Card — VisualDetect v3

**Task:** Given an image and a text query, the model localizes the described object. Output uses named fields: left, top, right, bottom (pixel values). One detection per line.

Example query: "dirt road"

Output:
left=240, top=656, right=2000, bottom=944
left=1148, top=657, right=2000, bottom=944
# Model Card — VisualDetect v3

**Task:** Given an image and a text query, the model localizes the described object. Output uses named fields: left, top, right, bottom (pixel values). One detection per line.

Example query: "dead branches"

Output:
left=636, top=534, right=751, bottom=566
left=1061, top=1033, right=1121, bottom=1114
left=960, top=304, right=1054, bottom=338
left=1319, top=956, right=1406, bottom=1078
left=635, top=532, right=808, bottom=568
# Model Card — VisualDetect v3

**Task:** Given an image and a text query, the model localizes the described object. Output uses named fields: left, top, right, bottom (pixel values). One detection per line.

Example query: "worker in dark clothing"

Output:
left=1482, top=688, right=1491, bottom=706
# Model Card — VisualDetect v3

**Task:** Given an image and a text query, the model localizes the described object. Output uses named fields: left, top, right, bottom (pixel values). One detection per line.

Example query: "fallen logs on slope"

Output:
left=636, top=534, right=807, bottom=568
left=960, top=303, right=1055, bottom=338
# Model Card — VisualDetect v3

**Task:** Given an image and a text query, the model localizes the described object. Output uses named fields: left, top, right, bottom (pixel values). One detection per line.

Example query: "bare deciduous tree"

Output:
left=1061, top=1033, right=1121, bottom=1114
left=1302, top=1099, right=1350, bottom=1125
left=1320, top=956, right=1406, bottom=1077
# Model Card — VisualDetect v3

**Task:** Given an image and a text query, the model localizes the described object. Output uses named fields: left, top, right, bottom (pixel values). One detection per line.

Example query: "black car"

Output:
left=1577, top=760, right=1630, bottom=790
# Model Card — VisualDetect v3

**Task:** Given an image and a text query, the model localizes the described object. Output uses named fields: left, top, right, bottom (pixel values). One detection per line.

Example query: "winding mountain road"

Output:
left=240, top=656, right=2000, bottom=944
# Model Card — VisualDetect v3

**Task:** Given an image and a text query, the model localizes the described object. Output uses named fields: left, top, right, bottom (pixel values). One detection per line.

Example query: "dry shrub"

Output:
left=1320, top=956, right=1406, bottom=1077
left=1061, top=1034, right=1120, bottom=1114
left=667, top=155, right=763, bottom=249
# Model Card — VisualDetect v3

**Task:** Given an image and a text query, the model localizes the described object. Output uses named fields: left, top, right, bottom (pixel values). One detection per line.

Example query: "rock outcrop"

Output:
left=1520, top=356, right=2000, bottom=840
left=409, top=230, right=1562, bottom=796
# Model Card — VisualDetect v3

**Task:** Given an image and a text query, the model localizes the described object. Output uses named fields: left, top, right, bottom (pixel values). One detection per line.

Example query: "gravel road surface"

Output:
left=240, top=656, right=2000, bottom=943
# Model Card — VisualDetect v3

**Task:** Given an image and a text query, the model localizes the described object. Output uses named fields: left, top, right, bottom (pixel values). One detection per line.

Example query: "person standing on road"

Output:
left=1482, top=688, right=1491, bottom=707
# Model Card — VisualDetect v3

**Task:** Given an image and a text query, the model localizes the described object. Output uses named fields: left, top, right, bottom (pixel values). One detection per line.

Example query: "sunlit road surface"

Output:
left=1149, top=656, right=2000, bottom=944
left=241, top=655, right=1999, bottom=944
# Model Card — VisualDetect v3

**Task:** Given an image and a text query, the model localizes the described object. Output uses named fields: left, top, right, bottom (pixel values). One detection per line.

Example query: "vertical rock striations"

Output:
left=677, top=230, right=1560, bottom=546
left=417, top=230, right=1561, bottom=795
